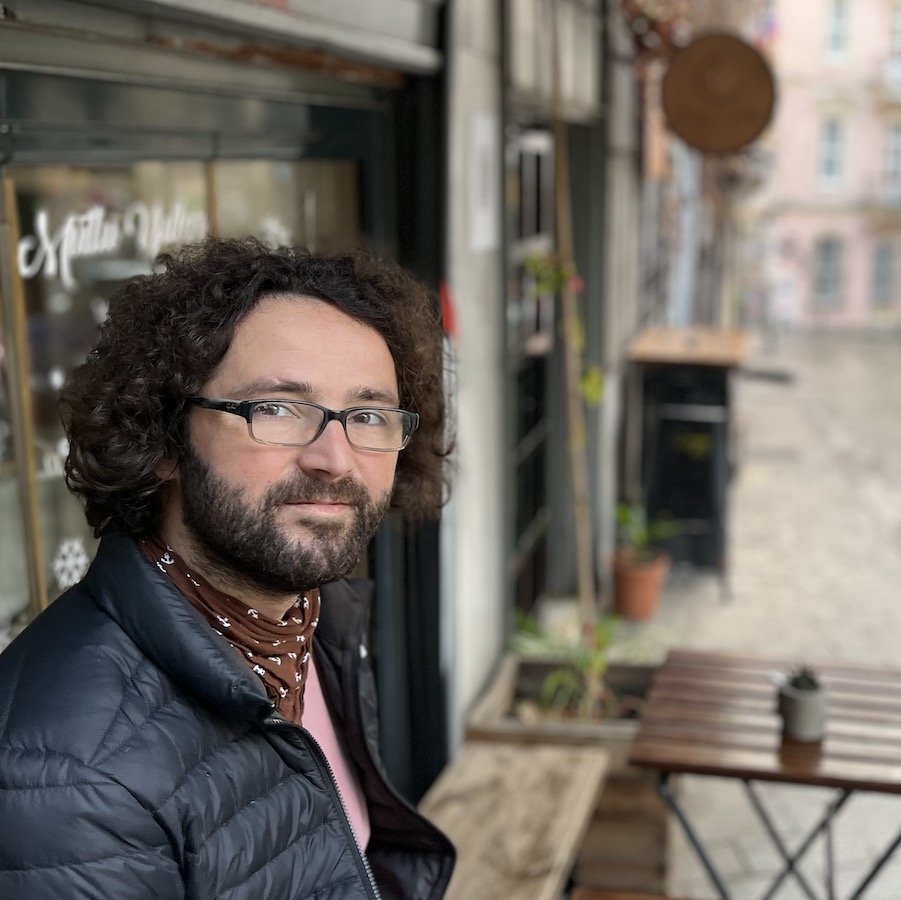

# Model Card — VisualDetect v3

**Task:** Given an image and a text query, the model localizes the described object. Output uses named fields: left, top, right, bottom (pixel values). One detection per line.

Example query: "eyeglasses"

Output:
left=188, top=397, right=419, bottom=452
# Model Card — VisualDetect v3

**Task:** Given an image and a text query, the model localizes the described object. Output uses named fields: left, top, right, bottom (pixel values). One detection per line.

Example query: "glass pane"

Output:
left=11, top=162, right=209, bottom=608
left=213, top=160, right=360, bottom=253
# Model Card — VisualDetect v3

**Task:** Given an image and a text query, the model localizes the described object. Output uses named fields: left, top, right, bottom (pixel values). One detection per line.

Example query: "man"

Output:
left=0, top=237, right=455, bottom=899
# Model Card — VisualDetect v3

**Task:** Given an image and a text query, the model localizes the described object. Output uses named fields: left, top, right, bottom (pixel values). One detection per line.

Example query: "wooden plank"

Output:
left=665, top=649, right=901, bottom=686
left=643, top=697, right=901, bottom=737
left=650, top=680, right=901, bottom=714
left=636, top=702, right=901, bottom=744
left=628, top=327, right=748, bottom=367
left=653, top=666, right=901, bottom=702
left=574, top=777, right=668, bottom=895
left=630, top=736, right=901, bottom=791
left=635, top=719, right=901, bottom=767
left=419, top=742, right=610, bottom=900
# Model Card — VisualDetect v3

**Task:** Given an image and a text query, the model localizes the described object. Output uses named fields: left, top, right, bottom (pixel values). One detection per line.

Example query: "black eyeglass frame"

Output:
left=188, top=397, right=420, bottom=451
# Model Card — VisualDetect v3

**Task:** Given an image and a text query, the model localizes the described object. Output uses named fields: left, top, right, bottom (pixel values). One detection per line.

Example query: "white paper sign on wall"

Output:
left=469, top=112, right=500, bottom=253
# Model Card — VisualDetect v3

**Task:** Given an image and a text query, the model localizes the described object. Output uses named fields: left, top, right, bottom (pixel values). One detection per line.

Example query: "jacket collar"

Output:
left=85, top=535, right=273, bottom=723
left=317, top=577, right=372, bottom=653
left=85, top=535, right=373, bottom=722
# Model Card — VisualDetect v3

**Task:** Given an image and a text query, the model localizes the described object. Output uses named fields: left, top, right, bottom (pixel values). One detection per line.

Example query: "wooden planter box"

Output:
left=464, top=652, right=668, bottom=895
left=466, top=652, right=658, bottom=776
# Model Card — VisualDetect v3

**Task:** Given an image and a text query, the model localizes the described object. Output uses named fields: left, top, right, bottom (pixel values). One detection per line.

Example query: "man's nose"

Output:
left=296, top=418, right=354, bottom=476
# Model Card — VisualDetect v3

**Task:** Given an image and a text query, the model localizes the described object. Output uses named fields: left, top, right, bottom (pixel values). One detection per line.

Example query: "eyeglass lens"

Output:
left=249, top=401, right=408, bottom=450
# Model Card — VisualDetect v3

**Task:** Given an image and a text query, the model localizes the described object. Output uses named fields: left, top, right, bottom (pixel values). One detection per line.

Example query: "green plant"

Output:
left=522, top=249, right=601, bottom=648
left=615, top=502, right=679, bottom=563
left=787, top=665, right=821, bottom=691
left=510, top=611, right=620, bottom=719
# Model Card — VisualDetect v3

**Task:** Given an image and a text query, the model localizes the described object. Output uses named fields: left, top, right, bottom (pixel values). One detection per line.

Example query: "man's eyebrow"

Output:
left=352, top=386, right=401, bottom=406
left=230, top=380, right=399, bottom=406
left=233, top=379, right=314, bottom=398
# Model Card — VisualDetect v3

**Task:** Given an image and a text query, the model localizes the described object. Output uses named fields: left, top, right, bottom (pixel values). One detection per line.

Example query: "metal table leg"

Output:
left=660, top=775, right=901, bottom=900
left=658, top=773, right=733, bottom=900
left=847, top=825, right=901, bottom=899
left=744, top=781, right=850, bottom=900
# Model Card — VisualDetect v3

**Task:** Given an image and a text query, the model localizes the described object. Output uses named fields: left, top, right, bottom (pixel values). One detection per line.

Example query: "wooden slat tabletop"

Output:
left=628, top=649, right=901, bottom=793
left=628, top=327, right=748, bottom=367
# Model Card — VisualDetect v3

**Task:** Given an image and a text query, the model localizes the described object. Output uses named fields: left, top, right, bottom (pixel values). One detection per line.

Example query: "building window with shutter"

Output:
left=872, top=241, right=895, bottom=308
left=890, top=6, right=901, bottom=83
left=813, top=236, right=844, bottom=310
left=885, top=124, right=901, bottom=203
left=826, top=0, right=850, bottom=59
left=819, top=118, right=845, bottom=188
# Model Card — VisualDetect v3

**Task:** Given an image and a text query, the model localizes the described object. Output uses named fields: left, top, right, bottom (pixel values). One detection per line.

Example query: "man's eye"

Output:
left=350, top=409, right=388, bottom=427
left=254, top=403, right=294, bottom=419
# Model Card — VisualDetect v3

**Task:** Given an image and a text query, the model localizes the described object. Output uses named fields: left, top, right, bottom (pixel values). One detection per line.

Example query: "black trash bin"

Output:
left=628, top=329, right=747, bottom=597
left=641, top=364, right=730, bottom=570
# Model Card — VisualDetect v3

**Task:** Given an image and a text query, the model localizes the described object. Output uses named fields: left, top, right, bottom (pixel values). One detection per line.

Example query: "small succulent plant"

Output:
left=787, top=665, right=821, bottom=691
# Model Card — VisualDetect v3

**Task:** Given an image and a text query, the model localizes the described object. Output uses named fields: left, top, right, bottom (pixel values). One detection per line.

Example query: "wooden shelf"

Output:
left=628, top=328, right=748, bottom=368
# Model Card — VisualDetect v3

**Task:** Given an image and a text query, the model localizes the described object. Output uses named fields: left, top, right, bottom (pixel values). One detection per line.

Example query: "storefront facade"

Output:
left=0, top=0, right=447, bottom=799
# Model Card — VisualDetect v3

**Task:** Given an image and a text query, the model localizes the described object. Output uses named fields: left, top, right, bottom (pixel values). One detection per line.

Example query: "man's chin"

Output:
left=284, top=501, right=355, bottom=519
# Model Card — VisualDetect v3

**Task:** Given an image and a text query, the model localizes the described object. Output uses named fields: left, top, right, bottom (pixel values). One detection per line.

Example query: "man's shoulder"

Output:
left=0, top=585, right=168, bottom=763
left=1, top=580, right=137, bottom=676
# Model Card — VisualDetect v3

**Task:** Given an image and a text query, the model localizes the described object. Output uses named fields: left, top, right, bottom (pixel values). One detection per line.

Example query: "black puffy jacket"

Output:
left=0, top=535, right=454, bottom=899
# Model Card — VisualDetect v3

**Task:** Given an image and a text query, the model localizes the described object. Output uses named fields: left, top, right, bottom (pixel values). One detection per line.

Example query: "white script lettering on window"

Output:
left=17, top=202, right=209, bottom=291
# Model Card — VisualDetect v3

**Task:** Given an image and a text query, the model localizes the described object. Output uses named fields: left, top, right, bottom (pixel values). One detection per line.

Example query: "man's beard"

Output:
left=178, top=442, right=391, bottom=596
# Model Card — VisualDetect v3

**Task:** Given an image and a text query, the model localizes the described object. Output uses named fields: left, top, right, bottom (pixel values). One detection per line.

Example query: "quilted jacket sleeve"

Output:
left=0, top=746, right=183, bottom=900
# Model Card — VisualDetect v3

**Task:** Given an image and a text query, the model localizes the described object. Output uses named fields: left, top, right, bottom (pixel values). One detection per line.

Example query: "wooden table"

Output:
left=419, top=741, right=610, bottom=900
left=628, top=649, right=901, bottom=899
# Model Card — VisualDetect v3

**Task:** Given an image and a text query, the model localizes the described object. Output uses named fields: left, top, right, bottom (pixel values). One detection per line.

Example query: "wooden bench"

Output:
left=418, top=741, right=610, bottom=900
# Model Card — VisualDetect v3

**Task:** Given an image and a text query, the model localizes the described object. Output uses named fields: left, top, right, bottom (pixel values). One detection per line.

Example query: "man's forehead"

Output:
left=211, top=298, right=399, bottom=400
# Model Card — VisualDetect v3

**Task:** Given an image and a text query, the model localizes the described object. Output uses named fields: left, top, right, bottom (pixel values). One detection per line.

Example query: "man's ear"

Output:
left=154, top=456, right=179, bottom=484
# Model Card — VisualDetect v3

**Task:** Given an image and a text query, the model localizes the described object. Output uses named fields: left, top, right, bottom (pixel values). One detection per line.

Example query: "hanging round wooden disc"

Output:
left=661, top=33, right=776, bottom=154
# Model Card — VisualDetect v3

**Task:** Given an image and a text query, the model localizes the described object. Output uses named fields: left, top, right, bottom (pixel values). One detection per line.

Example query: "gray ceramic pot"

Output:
left=778, top=684, right=826, bottom=742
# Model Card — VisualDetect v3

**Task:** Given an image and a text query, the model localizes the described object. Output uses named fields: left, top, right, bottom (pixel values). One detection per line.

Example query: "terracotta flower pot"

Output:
left=613, top=550, right=670, bottom=620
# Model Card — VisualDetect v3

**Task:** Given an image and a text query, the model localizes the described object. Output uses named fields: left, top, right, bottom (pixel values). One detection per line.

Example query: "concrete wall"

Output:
left=442, top=0, right=507, bottom=749
left=596, top=7, right=642, bottom=568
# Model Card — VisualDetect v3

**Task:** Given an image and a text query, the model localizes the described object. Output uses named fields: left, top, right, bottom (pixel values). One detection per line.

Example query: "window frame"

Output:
left=825, top=0, right=850, bottom=59
left=819, top=118, right=846, bottom=188
left=812, top=236, right=845, bottom=310
left=872, top=240, right=895, bottom=309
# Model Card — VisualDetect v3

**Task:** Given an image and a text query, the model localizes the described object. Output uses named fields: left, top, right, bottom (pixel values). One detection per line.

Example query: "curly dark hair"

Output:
left=60, top=236, right=452, bottom=536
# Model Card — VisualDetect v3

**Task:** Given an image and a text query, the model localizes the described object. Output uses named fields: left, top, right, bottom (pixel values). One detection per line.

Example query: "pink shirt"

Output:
left=304, top=654, right=372, bottom=849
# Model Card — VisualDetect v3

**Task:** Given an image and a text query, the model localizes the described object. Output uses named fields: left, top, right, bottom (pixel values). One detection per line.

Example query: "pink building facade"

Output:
left=749, top=0, right=901, bottom=329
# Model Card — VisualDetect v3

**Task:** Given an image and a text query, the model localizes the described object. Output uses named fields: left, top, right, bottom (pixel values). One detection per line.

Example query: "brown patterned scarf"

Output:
left=138, top=535, right=320, bottom=724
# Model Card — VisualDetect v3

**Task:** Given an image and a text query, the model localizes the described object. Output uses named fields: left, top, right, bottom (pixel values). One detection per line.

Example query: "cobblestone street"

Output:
left=607, top=329, right=901, bottom=899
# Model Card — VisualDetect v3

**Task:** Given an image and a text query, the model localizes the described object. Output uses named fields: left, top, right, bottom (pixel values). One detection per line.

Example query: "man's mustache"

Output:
left=263, top=475, right=370, bottom=509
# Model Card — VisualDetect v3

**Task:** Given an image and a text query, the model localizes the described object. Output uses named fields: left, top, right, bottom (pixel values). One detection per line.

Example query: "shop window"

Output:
left=3, top=158, right=361, bottom=621
left=812, top=236, right=844, bottom=310
left=213, top=160, right=360, bottom=252
left=872, top=241, right=895, bottom=308
left=7, top=162, right=209, bottom=621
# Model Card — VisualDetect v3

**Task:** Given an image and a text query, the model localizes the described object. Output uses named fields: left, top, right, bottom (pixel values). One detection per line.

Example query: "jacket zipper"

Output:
left=263, top=711, right=382, bottom=900
left=343, top=648, right=455, bottom=900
